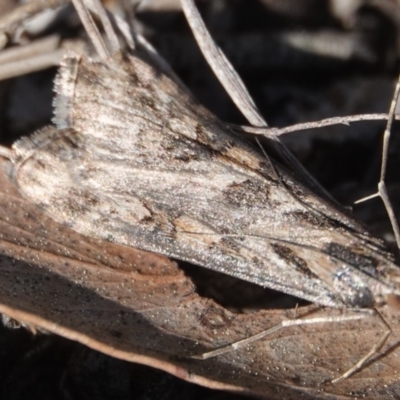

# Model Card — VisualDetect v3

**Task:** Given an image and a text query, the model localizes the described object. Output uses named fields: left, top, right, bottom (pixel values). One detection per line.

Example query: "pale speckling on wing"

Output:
left=9, top=52, right=400, bottom=310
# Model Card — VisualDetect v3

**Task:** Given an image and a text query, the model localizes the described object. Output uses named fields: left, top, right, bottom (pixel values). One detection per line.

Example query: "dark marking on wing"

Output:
left=195, top=123, right=207, bottom=143
left=288, top=210, right=328, bottom=228
left=326, top=242, right=378, bottom=274
left=62, top=135, right=80, bottom=149
left=64, top=191, right=87, bottom=217
left=163, top=137, right=203, bottom=162
left=137, top=93, right=156, bottom=109
left=271, top=243, right=317, bottom=279
left=223, top=179, right=270, bottom=207
left=52, top=131, right=86, bottom=160
left=195, top=122, right=233, bottom=153
left=219, top=237, right=241, bottom=252
left=79, top=66, right=103, bottom=87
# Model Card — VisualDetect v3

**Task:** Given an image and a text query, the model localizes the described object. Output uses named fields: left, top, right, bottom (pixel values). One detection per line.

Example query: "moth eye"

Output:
left=386, top=293, right=400, bottom=310
left=333, top=269, right=375, bottom=308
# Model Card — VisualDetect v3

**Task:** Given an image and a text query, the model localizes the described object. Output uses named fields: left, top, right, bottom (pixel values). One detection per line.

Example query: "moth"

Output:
left=7, top=50, right=400, bottom=311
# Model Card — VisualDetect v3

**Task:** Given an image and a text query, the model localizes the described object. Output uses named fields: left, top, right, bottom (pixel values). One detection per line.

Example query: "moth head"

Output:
left=379, top=262, right=400, bottom=309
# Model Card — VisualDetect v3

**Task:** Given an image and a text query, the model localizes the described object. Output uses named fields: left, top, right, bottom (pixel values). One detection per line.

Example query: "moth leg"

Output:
left=193, top=308, right=391, bottom=383
left=191, top=309, right=373, bottom=368
left=331, top=308, right=391, bottom=384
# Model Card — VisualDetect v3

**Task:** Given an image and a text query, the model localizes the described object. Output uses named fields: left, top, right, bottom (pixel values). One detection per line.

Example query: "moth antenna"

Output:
left=237, top=113, right=400, bottom=137
left=354, top=72, right=400, bottom=249
left=378, top=75, right=400, bottom=248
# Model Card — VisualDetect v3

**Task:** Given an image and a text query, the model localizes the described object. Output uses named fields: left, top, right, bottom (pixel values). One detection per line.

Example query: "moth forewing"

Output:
left=10, top=52, right=400, bottom=312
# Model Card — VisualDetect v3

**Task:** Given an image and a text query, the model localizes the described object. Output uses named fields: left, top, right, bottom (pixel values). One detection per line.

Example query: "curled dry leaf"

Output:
left=0, top=158, right=399, bottom=399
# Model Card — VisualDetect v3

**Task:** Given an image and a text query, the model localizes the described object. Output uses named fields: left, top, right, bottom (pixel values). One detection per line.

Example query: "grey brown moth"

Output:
left=8, top=51, right=400, bottom=310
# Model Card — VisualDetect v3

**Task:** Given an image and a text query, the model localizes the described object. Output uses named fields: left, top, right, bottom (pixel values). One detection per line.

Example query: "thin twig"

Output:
left=180, top=0, right=340, bottom=206
left=85, top=0, right=120, bottom=54
left=0, top=146, right=12, bottom=159
left=110, top=11, right=135, bottom=50
left=0, top=0, right=67, bottom=34
left=0, top=35, right=59, bottom=65
left=70, top=0, right=110, bottom=61
left=0, top=35, right=62, bottom=80
left=180, top=0, right=264, bottom=127
left=0, top=48, right=63, bottom=81
left=0, top=33, right=7, bottom=50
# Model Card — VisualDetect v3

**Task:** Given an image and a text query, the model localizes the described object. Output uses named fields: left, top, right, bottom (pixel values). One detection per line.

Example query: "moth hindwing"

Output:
left=10, top=52, right=400, bottom=309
